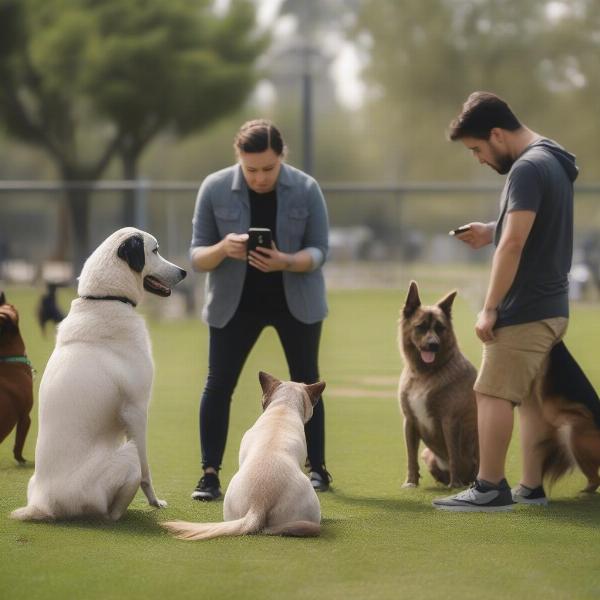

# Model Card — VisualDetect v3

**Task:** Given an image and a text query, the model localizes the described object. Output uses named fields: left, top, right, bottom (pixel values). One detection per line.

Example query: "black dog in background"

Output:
left=37, top=282, right=65, bottom=335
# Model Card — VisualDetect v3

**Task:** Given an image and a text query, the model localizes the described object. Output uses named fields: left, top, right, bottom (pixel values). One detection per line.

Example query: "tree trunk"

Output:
left=65, top=185, right=92, bottom=279
left=121, top=151, right=138, bottom=227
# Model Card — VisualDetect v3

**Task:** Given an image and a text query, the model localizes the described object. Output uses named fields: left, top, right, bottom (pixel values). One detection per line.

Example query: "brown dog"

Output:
left=0, top=291, right=34, bottom=463
left=398, top=281, right=478, bottom=488
left=539, top=341, right=600, bottom=493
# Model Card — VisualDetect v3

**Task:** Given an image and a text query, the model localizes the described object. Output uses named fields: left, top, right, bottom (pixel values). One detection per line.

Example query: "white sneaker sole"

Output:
left=512, top=496, right=548, bottom=506
left=433, top=503, right=514, bottom=512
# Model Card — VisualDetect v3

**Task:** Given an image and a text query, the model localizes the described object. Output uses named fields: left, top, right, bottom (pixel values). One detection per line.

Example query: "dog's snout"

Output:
left=426, top=342, right=440, bottom=352
left=179, top=268, right=187, bottom=280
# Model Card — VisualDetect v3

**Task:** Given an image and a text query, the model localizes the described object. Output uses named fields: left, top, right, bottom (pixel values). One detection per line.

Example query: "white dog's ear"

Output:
left=403, top=280, right=421, bottom=318
left=304, top=381, right=325, bottom=407
left=117, top=234, right=145, bottom=273
left=259, top=371, right=281, bottom=409
left=437, top=290, right=457, bottom=318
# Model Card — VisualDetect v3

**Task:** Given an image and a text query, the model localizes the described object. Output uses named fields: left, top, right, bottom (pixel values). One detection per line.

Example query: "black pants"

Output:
left=199, top=308, right=326, bottom=472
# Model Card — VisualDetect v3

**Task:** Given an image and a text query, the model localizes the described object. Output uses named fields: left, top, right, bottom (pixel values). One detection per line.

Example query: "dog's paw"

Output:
left=448, top=481, right=465, bottom=489
left=401, top=482, right=418, bottom=489
left=14, top=456, right=27, bottom=465
left=152, top=499, right=168, bottom=509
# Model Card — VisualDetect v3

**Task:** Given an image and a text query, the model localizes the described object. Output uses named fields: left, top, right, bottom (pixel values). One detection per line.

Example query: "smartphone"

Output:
left=247, top=227, right=272, bottom=253
left=449, top=225, right=471, bottom=236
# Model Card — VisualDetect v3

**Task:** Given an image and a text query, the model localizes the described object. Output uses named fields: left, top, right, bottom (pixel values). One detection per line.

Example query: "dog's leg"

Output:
left=107, top=442, right=143, bottom=521
left=402, top=417, right=421, bottom=487
left=13, top=413, right=31, bottom=464
left=442, top=419, right=464, bottom=488
left=122, top=405, right=166, bottom=508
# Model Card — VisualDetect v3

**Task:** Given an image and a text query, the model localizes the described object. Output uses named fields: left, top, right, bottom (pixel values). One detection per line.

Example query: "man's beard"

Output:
left=489, top=149, right=514, bottom=175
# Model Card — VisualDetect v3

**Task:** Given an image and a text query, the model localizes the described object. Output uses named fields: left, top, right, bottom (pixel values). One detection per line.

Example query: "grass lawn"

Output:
left=1, top=286, right=600, bottom=600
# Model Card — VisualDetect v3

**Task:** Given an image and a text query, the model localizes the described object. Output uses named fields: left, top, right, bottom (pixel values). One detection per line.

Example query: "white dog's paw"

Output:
left=151, top=499, right=168, bottom=509
left=401, top=482, right=418, bottom=489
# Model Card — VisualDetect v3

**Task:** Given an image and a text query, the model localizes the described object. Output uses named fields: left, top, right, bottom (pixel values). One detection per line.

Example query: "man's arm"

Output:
left=476, top=210, right=536, bottom=342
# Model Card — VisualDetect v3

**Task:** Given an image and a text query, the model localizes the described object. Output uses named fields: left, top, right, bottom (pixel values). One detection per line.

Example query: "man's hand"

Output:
left=455, top=222, right=495, bottom=249
left=475, top=308, right=497, bottom=342
left=248, top=242, right=292, bottom=272
left=221, top=233, right=249, bottom=260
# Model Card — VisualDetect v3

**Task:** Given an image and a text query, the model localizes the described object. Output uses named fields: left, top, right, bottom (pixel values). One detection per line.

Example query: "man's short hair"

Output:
left=448, top=92, right=522, bottom=141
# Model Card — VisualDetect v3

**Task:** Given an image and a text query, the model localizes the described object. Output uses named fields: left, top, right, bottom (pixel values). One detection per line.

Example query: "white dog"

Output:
left=11, top=228, right=186, bottom=522
left=163, top=372, right=325, bottom=540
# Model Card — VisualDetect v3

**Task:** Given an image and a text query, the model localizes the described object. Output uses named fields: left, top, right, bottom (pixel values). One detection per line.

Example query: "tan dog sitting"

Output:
left=398, top=281, right=478, bottom=489
left=0, top=292, right=34, bottom=464
left=163, top=372, right=325, bottom=540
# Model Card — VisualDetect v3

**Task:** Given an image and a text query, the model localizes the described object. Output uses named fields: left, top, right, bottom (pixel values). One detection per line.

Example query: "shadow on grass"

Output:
left=51, top=509, right=166, bottom=538
left=539, top=494, right=600, bottom=529
left=327, top=488, right=433, bottom=514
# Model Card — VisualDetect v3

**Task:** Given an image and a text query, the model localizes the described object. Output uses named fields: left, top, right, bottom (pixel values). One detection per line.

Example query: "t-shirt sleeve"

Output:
left=506, top=160, right=543, bottom=213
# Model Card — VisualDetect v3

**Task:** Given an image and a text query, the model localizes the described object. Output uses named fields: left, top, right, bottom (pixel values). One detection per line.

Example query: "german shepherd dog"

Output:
left=398, top=281, right=478, bottom=488
left=540, top=341, right=600, bottom=493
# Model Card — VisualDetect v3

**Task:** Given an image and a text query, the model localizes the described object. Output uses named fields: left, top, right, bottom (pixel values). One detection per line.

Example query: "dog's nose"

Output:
left=426, top=342, right=439, bottom=352
left=179, top=268, right=187, bottom=279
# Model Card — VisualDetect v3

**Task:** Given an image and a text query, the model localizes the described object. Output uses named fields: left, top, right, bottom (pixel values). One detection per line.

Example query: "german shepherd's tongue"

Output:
left=421, top=351, right=436, bottom=364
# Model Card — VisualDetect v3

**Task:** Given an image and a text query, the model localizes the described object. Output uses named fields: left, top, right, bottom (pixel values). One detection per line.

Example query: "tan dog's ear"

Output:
left=403, top=281, right=421, bottom=318
left=259, top=371, right=282, bottom=410
left=437, top=290, right=457, bottom=318
left=304, top=381, right=326, bottom=407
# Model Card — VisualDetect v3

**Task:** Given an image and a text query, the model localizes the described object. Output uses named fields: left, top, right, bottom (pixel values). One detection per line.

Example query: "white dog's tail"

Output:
left=162, top=508, right=265, bottom=541
left=10, top=505, right=51, bottom=522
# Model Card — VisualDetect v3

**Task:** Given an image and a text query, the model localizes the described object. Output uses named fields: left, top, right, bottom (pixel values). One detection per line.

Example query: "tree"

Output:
left=354, top=0, right=600, bottom=180
left=0, top=0, right=266, bottom=273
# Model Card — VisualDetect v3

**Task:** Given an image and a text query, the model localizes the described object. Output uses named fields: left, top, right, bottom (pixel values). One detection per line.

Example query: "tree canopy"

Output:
left=0, top=0, right=266, bottom=272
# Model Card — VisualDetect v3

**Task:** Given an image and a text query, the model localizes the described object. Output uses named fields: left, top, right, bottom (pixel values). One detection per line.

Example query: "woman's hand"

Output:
left=455, top=222, right=495, bottom=249
left=221, top=233, right=249, bottom=261
left=248, top=242, right=292, bottom=272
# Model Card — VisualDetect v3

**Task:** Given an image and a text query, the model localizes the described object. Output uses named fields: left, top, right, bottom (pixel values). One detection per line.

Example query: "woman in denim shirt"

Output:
left=190, top=120, right=331, bottom=500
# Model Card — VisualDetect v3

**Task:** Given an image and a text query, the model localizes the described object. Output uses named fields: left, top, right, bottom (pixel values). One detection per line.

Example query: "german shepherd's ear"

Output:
left=117, top=234, right=145, bottom=273
left=403, top=280, right=421, bottom=318
left=437, top=290, right=457, bottom=318
left=259, top=371, right=282, bottom=410
left=305, top=381, right=326, bottom=407
left=0, top=291, right=5, bottom=305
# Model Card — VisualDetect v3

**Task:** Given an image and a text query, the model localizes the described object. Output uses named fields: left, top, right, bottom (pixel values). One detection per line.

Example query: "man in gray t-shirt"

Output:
left=432, top=92, right=578, bottom=513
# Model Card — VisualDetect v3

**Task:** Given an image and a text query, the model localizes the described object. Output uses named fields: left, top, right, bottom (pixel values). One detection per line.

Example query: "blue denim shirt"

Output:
left=191, top=163, right=329, bottom=327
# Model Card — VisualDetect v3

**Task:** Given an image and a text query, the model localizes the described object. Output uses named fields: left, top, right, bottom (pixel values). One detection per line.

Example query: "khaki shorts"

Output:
left=474, top=317, right=568, bottom=405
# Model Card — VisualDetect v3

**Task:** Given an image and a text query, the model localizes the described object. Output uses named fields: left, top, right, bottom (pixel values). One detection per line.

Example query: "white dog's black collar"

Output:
left=81, top=295, right=137, bottom=308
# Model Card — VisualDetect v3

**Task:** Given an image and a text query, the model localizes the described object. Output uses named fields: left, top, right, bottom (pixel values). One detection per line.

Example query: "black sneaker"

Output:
left=191, top=473, right=222, bottom=501
left=512, top=484, right=548, bottom=506
left=309, top=468, right=332, bottom=492
left=432, top=478, right=515, bottom=512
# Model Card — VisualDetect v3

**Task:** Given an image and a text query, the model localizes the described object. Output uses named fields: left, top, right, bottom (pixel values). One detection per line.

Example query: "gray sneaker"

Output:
left=433, top=478, right=515, bottom=512
left=512, top=484, right=548, bottom=505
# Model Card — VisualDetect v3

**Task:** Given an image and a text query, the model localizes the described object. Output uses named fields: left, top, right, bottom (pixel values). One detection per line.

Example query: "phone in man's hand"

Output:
left=247, top=228, right=272, bottom=254
left=449, top=225, right=471, bottom=236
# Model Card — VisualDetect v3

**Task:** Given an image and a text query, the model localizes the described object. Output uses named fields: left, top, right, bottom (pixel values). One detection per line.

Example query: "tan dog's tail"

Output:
left=264, top=521, right=320, bottom=537
left=10, top=505, right=51, bottom=522
left=162, top=508, right=264, bottom=541
left=540, top=427, right=574, bottom=487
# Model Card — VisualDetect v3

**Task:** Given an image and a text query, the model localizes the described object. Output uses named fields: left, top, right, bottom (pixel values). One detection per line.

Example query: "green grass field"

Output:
left=1, top=286, right=600, bottom=600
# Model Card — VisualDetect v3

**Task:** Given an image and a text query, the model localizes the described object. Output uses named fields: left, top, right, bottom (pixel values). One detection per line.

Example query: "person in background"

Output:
left=189, top=119, right=331, bottom=500
left=433, top=91, right=577, bottom=511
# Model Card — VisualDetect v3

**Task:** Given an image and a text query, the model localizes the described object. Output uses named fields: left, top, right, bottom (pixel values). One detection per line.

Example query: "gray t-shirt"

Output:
left=494, top=138, right=578, bottom=328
